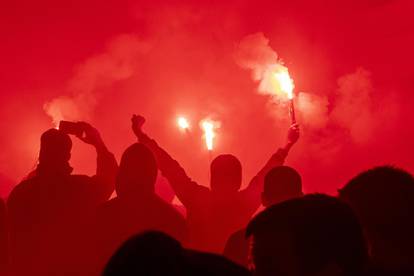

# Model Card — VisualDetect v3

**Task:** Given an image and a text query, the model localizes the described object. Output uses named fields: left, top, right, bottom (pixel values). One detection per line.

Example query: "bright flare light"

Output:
left=267, top=64, right=296, bottom=123
left=177, top=116, right=190, bottom=130
left=273, top=70, right=294, bottom=100
left=201, top=120, right=215, bottom=151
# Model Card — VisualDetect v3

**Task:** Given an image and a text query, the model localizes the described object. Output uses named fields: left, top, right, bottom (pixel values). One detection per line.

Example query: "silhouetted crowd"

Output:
left=0, top=115, right=413, bottom=276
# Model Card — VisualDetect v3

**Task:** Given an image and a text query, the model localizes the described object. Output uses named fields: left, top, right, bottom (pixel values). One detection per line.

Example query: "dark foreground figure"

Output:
left=246, top=194, right=368, bottom=276
left=132, top=115, right=299, bottom=252
left=0, top=198, right=8, bottom=275
left=103, top=231, right=250, bottom=276
left=224, top=165, right=303, bottom=267
left=339, top=166, right=414, bottom=275
left=93, top=143, right=188, bottom=274
left=7, top=125, right=117, bottom=276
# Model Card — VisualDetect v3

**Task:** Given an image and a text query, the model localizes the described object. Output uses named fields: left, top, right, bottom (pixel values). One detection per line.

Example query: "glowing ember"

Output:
left=201, top=120, right=215, bottom=151
left=177, top=116, right=190, bottom=130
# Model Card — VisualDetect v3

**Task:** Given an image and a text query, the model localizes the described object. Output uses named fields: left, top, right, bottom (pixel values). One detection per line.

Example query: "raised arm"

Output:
left=76, top=123, right=118, bottom=202
left=131, top=115, right=206, bottom=207
left=241, top=124, right=300, bottom=211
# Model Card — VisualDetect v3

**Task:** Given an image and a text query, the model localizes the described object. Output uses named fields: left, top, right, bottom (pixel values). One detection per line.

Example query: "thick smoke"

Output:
left=1, top=0, right=411, bottom=198
left=234, top=32, right=329, bottom=129
left=44, top=35, right=151, bottom=125
left=331, top=68, right=376, bottom=144
left=233, top=32, right=398, bottom=146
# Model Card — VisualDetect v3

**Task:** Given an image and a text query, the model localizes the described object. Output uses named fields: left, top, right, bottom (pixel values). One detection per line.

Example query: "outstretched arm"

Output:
left=241, top=124, right=300, bottom=211
left=131, top=115, right=206, bottom=207
left=76, top=123, right=118, bottom=203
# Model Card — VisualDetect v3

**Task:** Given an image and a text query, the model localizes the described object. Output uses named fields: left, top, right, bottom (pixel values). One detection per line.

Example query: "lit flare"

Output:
left=273, top=70, right=294, bottom=100
left=177, top=116, right=190, bottom=130
left=201, top=120, right=215, bottom=151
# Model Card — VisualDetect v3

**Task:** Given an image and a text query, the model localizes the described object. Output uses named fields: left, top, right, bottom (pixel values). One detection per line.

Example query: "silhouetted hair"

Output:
left=39, top=129, right=72, bottom=164
left=210, top=154, right=242, bottom=192
left=263, top=166, right=302, bottom=204
left=339, top=166, right=414, bottom=251
left=116, top=143, right=158, bottom=198
left=185, top=250, right=251, bottom=276
left=247, top=194, right=368, bottom=276
left=104, top=231, right=250, bottom=276
left=103, top=231, right=184, bottom=276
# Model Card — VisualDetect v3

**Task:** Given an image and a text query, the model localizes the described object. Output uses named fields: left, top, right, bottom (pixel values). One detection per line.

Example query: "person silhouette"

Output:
left=0, top=198, right=8, bottom=275
left=7, top=124, right=117, bottom=276
left=92, top=143, right=188, bottom=275
left=224, top=166, right=303, bottom=267
left=103, top=231, right=251, bottom=276
left=339, top=166, right=414, bottom=275
left=132, top=114, right=299, bottom=252
left=246, top=194, right=368, bottom=276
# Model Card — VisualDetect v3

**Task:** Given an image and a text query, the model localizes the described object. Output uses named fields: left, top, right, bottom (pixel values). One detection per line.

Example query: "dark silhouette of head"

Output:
left=104, top=231, right=250, bottom=276
left=185, top=250, right=251, bottom=276
left=116, top=143, right=158, bottom=199
left=39, top=129, right=72, bottom=165
left=103, top=231, right=185, bottom=276
left=339, top=166, right=414, bottom=268
left=246, top=194, right=368, bottom=276
left=262, top=166, right=303, bottom=207
left=210, top=154, right=242, bottom=193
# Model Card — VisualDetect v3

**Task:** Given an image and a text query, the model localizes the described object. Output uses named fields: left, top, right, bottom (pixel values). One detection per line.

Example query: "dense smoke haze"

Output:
left=1, top=0, right=413, bottom=197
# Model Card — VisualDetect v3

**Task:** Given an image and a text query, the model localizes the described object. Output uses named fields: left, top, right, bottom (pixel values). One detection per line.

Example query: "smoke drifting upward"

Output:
left=331, top=68, right=376, bottom=144
left=235, top=33, right=291, bottom=100
left=234, top=32, right=397, bottom=145
left=234, top=32, right=329, bottom=129
left=233, top=31, right=402, bottom=193
left=44, top=35, right=151, bottom=126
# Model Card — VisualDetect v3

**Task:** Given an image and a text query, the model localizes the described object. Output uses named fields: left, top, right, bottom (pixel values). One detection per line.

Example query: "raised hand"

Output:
left=287, top=123, right=300, bottom=146
left=131, top=114, right=145, bottom=137
left=76, top=122, right=105, bottom=150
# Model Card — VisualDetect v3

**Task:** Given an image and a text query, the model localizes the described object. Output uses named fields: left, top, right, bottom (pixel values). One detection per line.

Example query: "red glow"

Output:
left=0, top=0, right=413, bottom=199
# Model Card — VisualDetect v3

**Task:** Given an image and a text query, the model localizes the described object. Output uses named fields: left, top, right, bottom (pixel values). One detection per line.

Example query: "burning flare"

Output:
left=273, top=69, right=294, bottom=100
left=201, top=119, right=216, bottom=151
left=265, top=64, right=295, bottom=100
left=177, top=116, right=190, bottom=130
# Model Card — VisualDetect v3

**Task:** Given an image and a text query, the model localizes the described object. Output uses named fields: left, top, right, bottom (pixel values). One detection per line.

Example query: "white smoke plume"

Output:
left=234, top=32, right=329, bottom=129
left=44, top=34, right=151, bottom=126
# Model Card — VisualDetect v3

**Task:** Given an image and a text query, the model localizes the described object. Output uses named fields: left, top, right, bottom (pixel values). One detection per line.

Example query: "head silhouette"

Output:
left=210, top=154, right=242, bottom=193
left=246, top=194, right=368, bottom=276
left=339, top=166, right=414, bottom=267
left=38, top=128, right=72, bottom=166
left=262, top=166, right=303, bottom=207
left=104, top=231, right=250, bottom=276
left=103, top=231, right=184, bottom=276
left=116, top=143, right=158, bottom=199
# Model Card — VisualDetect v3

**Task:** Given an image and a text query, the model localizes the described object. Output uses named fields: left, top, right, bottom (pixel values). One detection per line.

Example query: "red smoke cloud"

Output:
left=0, top=0, right=413, bottom=198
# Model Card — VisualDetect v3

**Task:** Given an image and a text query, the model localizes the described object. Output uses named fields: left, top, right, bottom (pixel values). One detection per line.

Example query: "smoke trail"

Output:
left=44, top=34, right=151, bottom=125
left=331, top=68, right=375, bottom=144
left=234, top=32, right=329, bottom=128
